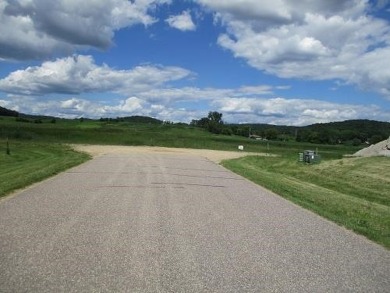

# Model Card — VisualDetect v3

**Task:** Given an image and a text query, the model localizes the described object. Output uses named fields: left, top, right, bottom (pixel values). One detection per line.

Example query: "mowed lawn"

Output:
left=222, top=155, right=390, bottom=249
left=0, top=141, right=90, bottom=198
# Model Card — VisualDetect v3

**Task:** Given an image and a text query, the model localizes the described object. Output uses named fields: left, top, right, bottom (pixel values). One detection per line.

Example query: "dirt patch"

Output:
left=70, top=144, right=271, bottom=163
left=353, top=138, right=390, bottom=157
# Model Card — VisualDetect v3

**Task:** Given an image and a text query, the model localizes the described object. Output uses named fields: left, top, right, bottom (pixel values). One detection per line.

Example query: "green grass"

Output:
left=0, top=140, right=90, bottom=198
left=222, top=155, right=390, bottom=249
left=0, top=116, right=361, bottom=156
left=0, top=116, right=363, bottom=200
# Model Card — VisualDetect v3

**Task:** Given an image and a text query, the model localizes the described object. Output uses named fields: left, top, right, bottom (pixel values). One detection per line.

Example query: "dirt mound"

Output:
left=353, top=138, right=390, bottom=157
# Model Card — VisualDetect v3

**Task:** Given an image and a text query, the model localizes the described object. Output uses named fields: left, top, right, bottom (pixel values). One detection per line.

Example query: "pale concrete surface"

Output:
left=70, top=144, right=273, bottom=163
left=1, top=152, right=389, bottom=292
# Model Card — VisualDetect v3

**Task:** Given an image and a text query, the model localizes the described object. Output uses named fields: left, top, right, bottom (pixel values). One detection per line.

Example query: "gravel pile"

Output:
left=353, top=138, right=390, bottom=157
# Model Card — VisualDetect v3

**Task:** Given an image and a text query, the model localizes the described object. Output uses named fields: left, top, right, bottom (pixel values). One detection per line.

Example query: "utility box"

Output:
left=299, top=150, right=321, bottom=164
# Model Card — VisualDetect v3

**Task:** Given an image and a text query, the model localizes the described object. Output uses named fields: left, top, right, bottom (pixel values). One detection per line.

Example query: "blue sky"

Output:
left=0, top=0, right=389, bottom=125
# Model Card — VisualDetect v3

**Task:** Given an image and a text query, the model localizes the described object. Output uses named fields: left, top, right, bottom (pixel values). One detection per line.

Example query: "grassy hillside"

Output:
left=0, top=116, right=361, bottom=158
left=223, top=155, right=390, bottom=249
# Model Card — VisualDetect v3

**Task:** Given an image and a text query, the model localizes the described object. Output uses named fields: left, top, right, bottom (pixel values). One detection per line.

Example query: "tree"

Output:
left=191, top=111, right=227, bottom=135
left=208, top=111, right=223, bottom=124
left=197, top=117, right=210, bottom=128
left=264, top=128, right=278, bottom=140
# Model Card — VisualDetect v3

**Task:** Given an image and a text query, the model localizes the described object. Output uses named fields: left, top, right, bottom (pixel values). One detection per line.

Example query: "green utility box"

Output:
left=298, top=150, right=321, bottom=164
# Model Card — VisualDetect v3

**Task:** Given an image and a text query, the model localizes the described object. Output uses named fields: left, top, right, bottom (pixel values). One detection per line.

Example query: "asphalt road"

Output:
left=1, top=152, right=389, bottom=292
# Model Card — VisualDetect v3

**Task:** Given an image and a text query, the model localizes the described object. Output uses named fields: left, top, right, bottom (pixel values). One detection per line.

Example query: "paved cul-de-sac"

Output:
left=1, top=152, right=389, bottom=292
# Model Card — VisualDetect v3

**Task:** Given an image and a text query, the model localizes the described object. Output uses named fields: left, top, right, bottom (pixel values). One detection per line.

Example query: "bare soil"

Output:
left=71, top=144, right=271, bottom=163
left=353, top=138, right=390, bottom=157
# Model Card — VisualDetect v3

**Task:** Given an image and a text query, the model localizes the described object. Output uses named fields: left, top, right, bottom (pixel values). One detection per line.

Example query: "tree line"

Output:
left=296, top=120, right=390, bottom=145
left=1, top=106, right=389, bottom=145
left=191, top=112, right=390, bottom=145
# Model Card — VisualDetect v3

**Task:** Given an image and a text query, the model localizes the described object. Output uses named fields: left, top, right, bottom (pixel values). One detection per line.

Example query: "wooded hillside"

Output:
left=233, top=119, right=390, bottom=145
left=0, top=106, right=19, bottom=117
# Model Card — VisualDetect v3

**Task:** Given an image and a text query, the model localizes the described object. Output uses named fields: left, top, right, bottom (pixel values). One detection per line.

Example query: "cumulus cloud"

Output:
left=198, top=0, right=390, bottom=98
left=1, top=94, right=201, bottom=122
left=2, top=87, right=389, bottom=125
left=58, top=96, right=147, bottom=118
left=0, top=0, right=170, bottom=60
left=166, top=10, right=196, bottom=31
left=0, top=55, right=192, bottom=96
left=136, top=85, right=274, bottom=104
left=212, top=97, right=389, bottom=125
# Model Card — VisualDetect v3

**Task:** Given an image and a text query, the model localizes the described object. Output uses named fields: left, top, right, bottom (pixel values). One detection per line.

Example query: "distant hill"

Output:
left=301, top=120, right=390, bottom=144
left=233, top=119, right=390, bottom=145
left=0, top=106, right=163, bottom=125
left=0, top=106, right=19, bottom=117
left=0, top=106, right=59, bottom=120
left=100, top=116, right=163, bottom=124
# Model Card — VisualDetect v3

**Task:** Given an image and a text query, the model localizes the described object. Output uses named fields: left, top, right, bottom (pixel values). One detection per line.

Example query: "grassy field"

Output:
left=0, top=140, right=90, bottom=198
left=0, top=116, right=360, bottom=157
left=0, top=115, right=363, bottom=198
left=222, top=155, right=390, bottom=249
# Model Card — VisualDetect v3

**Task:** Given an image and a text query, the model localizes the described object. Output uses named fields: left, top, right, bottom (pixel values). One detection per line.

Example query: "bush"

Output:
left=370, top=135, right=383, bottom=144
left=221, top=127, right=233, bottom=136
left=15, top=117, right=31, bottom=123
left=352, top=138, right=362, bottom=146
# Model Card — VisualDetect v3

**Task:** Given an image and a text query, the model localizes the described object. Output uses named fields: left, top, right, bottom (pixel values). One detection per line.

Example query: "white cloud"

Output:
left=1, top=94, right=201, bottom=122
left=0, top=0, right=170, bottom=60
left=348, top=47, right=390, bottom=97
left=136, top=85, right=274, bottom=104
left=118, top=96, right=144, bottom=113
left=198, top=0, right=390, bottom=98
left=58, top=96, right=146, bottom=118
left=212, top=97, right=389, bottom=125
left=198, top=0, right=367, bottom=24
left=0, top=55, right=192, bottom=96
left=2, top=87, right=389, bottom=125
left=166, top=10, right=196, bottom=31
